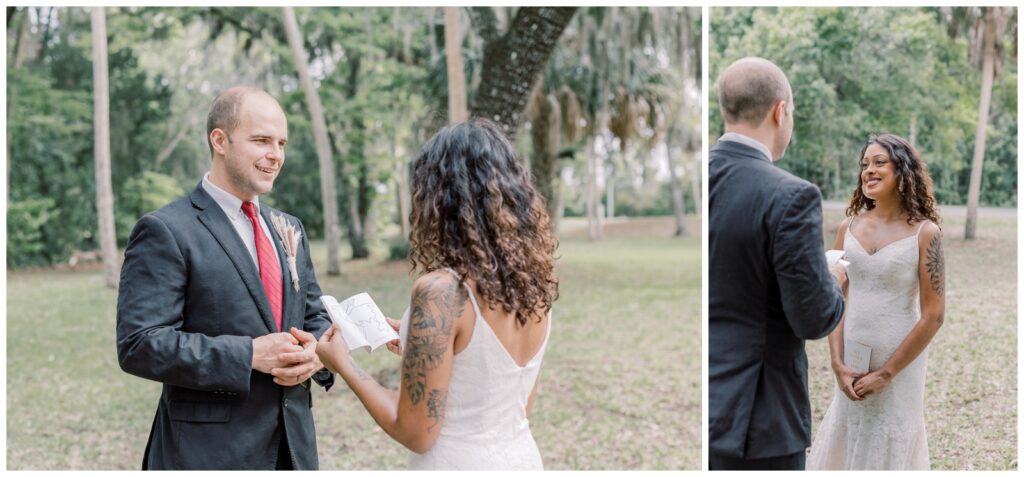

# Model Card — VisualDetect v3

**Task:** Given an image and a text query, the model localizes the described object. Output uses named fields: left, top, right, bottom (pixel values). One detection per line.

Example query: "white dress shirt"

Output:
left=202, top=172, right=280, bottom=268
left=717, top=132, right=773, bottom=163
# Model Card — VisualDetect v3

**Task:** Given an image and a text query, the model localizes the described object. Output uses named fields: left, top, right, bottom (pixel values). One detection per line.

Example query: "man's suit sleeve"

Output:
left=771, top=184, right=845, bottom=340
left=116, top=214, right=254, bottom=397
left=294, top=219, right=336, bottom=391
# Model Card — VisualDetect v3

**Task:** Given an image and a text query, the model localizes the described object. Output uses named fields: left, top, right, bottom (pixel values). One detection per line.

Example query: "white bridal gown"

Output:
left=400, top=270, right=551, bottom=470
left=807, top=221, right=931, bottom=470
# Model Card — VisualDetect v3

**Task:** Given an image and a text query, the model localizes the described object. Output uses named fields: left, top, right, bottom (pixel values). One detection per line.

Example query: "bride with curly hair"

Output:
left=315, top=118, right=559, bottom=470
left=807, top=133, right=945, bottom=470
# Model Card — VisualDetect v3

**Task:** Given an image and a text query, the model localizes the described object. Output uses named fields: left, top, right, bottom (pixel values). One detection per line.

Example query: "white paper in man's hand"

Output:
left=826, top=249, right=851, bottom=268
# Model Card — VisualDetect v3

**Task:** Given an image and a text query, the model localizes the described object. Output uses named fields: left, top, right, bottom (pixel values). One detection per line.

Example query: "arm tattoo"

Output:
left=426, top=388, right=448, bottom=431
left=401, top=276, right=467, bottom=405
left=348, top=357, right=373, bottom=381
left=925, top=233, right=944, bottom=295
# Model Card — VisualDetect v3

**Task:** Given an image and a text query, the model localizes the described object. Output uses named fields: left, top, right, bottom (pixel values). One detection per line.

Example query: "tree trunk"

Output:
left=665, top=126, right=687, bottom=236
left=585, top=136, right=602, bottom=240
left=528, top=87, right=562, bottom=229
left=605, top=152, right=616, bottom=219
left=427, top=7, right=439, bottom=63
left=11, top=8, right=30, bottom=68
left=345, top=155, right=370, bottom=259
left=396, top=161, right=411, bottom=239
left=833, top=152, right=842, bottom=200
left=965, top=8, right=997, bottom=240
left=688, top=150, right=701, bottom=219
left=91, top=7, right=118, bottom=289
left=470, top=7, right=576, bottom=139
left=282, top=7, right=342, bottom=274
left=909, top=114, right=917, bottom=147
left=152, top=120, right=192, bottom=172
left=444, top=7, right=468, bottom=123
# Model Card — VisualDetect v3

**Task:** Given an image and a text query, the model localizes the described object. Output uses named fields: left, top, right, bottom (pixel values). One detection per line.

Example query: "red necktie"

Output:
left=242, top=201, right=283, bottom=332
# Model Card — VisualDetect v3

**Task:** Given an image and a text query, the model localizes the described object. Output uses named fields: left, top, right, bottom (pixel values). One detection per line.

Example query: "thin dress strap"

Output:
left=914, top=220, right=930, bottom=236
left=441, top=268, right=483, bottom=318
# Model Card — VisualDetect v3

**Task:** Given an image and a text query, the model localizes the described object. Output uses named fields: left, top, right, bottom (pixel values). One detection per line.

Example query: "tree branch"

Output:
left=468, top=7, right=499, bottom=44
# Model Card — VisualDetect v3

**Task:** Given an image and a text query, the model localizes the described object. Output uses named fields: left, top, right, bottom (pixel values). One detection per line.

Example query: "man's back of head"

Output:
left=717, top=57, right=794, bottom=160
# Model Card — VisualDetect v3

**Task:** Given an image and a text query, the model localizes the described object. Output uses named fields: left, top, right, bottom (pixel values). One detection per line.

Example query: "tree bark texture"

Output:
left=964, top=7, right=999, bottom=240
left=91, top=7, right=118, bottom=288
left=444, top=7, right=469, bottom=123
left=282, top=6, right=343, bottom=273
left=470, top=7, right=576, bottom=139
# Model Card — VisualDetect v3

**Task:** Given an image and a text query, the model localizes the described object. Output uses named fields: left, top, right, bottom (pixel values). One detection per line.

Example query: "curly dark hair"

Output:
left=408, top=118, right=558, bottom=326
left=846, top=133, right=941, bottom=225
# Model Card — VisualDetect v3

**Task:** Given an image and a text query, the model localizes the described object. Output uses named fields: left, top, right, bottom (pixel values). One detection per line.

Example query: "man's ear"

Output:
left=210, top=128, right=229, bottom=155
left=772, top=100, right=786, bottom=126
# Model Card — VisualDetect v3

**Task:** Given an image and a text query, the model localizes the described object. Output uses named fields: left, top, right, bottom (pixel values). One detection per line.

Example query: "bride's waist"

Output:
left=436, top=415, right=532, bottom=440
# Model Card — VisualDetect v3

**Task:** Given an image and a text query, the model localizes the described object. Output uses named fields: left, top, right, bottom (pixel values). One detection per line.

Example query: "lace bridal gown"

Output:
left=399, top=270, right=551, bottom=470
left=807, top=222, right=931, bottom=470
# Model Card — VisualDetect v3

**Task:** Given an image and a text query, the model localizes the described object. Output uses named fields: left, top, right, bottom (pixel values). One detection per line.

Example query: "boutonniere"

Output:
left=270, top=212, right=302, bottom=292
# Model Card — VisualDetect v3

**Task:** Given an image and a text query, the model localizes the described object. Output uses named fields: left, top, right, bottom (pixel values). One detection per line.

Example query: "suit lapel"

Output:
left=191, top=185, right=278, bottom=334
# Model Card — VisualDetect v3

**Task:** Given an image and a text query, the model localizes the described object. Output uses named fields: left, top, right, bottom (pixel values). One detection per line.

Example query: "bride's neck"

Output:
left=870, top=197, right=907, bottom=222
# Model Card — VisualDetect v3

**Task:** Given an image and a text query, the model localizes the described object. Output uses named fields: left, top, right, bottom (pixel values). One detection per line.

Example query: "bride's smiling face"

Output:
left=860, top=143, right=897, bottom=200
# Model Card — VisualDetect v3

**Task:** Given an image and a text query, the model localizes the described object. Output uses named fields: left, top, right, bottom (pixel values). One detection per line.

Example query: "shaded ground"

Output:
left=6, top=215, right=701, bottom=470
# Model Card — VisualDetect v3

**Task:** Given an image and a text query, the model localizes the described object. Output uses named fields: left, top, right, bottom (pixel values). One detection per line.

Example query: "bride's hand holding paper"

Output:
left=321, top=293, right=399, bottom=353
left=385, top=316, right=402, bottom=355
left=315, top=324, right=349, bottom=375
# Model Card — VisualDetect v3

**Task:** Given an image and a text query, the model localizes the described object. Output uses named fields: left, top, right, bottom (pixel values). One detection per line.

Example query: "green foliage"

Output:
left=710, top=7, right=1017, bottom=206
left=386, top=235, right=410, bottom=261
left=8, top=66, right=96, bottom=266
left=116, top=172, right=187, bottom=242
left=7, top=198, right=59, bottom=268
left=7, top=7, right=175, bottom=268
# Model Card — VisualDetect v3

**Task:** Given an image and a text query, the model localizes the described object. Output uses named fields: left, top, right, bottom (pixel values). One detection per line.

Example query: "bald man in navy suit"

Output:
left=708, top=58, right=847, bottom=470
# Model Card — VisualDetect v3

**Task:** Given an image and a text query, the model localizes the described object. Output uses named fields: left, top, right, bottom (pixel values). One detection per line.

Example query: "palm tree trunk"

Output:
left=470, top=7, right=576, bottom=138
left=965, top=8, right=997, bottom=240
left=665, top=126, right=687, bottom=236
left=585, top=136, right=602, bottom=240
left=444, top=7, right=468, bottom=123
left=282, top=7, right=342, bottom=273
left=91, top=7, right=117, bottom=288
left=605, top=151, right=616, bottom=219
left=689, top=154, right=701, bottom=218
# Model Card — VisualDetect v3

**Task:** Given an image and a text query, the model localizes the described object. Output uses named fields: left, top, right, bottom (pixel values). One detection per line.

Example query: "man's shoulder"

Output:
left=712, top=147, right=815, bottom=194
left=773, top=168, right=818, bottom=196
left=146, top=193, right=198, bottom=225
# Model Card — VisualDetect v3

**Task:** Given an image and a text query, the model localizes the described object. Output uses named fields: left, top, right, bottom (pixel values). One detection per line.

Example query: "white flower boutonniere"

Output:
left=270, top=213, right=302, bottom=292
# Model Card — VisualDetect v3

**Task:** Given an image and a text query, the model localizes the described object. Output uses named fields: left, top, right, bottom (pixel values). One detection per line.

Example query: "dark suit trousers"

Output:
left=276, top=415, right=293, bottom=470
left=709, top=451, right=805, bottom=470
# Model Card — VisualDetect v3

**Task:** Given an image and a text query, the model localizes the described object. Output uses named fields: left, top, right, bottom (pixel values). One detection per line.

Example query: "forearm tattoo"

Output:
left=348, top=357, right=373, bottom=381
left=925, top=233, right=945, bottom=296
left=401, top=276, right=466, bottom=408
left=426, top=389, right=448, bottom=431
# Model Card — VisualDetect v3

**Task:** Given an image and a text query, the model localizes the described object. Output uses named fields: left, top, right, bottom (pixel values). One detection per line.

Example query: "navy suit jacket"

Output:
left=708, top=140, right=844, bottom=459
left=116, top=182, right=334, bottom=470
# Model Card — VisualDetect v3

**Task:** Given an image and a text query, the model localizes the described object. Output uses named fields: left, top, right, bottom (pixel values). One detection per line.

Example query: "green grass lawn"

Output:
left=6, top=215, right=701, bottom=470
left=807, top=212, right=1018, bottom=470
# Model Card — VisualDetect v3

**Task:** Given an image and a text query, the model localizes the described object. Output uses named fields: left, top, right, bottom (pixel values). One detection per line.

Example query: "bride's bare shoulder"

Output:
left=409, top=271, right=471, bottom=321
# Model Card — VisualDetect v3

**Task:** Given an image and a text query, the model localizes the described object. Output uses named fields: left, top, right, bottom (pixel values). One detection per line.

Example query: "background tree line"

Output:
left=6, top=6, right=700, bottom=270
left=710, top=7, right=1017, bottom=238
